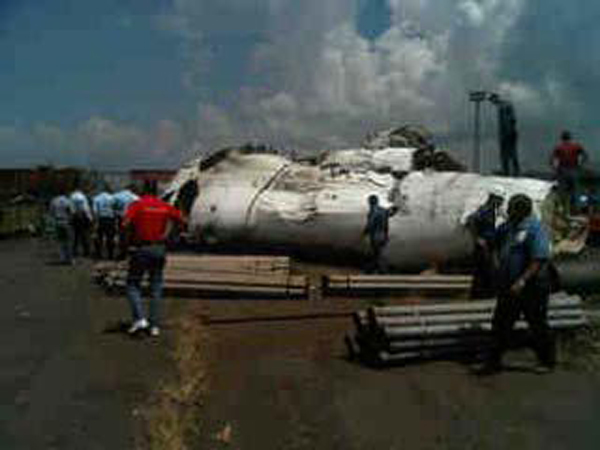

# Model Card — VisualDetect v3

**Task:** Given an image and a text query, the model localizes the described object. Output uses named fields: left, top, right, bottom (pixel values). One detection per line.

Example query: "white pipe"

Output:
left=372, top=295, right=581, bottom=316
left=384, top=318, right=586, bottom=339
left=388, top=336, right=490, bottom=351
left=376, top=309, right=583, bottom=327
left=328, top=275, right=473, bottom=283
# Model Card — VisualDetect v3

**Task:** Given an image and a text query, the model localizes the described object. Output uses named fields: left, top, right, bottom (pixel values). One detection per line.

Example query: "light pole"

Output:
left=469, top=91, right=488, bottom=174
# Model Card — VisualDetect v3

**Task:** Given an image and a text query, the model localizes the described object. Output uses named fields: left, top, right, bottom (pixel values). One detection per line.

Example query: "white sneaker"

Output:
left=149, top=326, right=160, bottom=337
left=128, top=318, right=149, bottom=334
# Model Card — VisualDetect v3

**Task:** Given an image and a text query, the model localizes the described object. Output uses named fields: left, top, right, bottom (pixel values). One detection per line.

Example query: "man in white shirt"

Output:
left=70, top=186, right=93, bottom=257
left=50, top=187, right=75, bottom=264
left=92, top=186, right=116, bottom=259
left=112, top=185, right=139, bottom=259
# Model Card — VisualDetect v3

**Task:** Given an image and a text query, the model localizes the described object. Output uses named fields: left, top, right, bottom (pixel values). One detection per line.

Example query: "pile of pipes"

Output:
left=346, top=292, right=587, bottom=366
left=325, top=274, right=472, bottom=297
left=94, top=254, right=308, bottom=298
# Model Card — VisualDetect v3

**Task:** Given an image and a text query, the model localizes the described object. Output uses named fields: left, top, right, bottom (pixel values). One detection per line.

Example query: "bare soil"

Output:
left=194, top=299, right=600, bottom=449
left=4, top=238, right=600, bottom=450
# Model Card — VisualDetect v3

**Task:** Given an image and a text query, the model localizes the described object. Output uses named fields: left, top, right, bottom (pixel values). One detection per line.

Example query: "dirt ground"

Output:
left=193, top=285, right=600, bottom=449
left=198, top=302, right=600, bottom=450
left=4, top=237, right=600, bottom=449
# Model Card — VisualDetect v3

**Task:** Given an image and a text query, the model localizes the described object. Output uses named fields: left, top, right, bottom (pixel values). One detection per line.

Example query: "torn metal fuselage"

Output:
left=165, top=148, right=588, bottom=271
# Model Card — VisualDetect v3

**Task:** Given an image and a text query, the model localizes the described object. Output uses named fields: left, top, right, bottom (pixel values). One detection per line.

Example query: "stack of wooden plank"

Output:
left=94, top=254, right=308, bottom=298
left=346, top=292, right=587, bottom=366
left=325, top=274, right=472, bottom=296
left=166, top=254, right=290, bottom=276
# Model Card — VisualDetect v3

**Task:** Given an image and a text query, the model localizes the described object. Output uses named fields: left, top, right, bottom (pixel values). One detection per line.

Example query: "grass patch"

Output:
left=136, top=314, right=211, bottom=450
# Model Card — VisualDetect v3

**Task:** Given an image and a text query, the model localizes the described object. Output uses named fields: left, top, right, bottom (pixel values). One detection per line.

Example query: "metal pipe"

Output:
left=372, top=295, right=581, bottom=316
left=384, top=318, right=586, bottom=339
left=469, top=90, right=487, bottom=173
left=328, top=275, right=473, bottom=283
left=388, top=336, right=490, bottom=352
left=378, top=346, right=480, bottom=364
left=334, top=283, right=471, bottom=290
left=375, top=309, right=583, bottom=327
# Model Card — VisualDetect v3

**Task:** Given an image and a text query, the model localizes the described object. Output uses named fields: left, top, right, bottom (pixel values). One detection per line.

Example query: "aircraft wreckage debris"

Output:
left=164, top=126, right=587, bottom=271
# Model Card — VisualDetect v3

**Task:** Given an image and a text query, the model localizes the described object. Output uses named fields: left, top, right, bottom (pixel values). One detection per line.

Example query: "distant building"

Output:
left=130, top=169, right=176, bottom=194
left=0, top=169, right=34, bottom=198
left=0, top=167, right=87, bottom=201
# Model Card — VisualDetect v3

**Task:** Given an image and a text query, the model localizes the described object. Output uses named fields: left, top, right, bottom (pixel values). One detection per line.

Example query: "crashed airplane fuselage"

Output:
left=166, top=146, right=586, bottom=271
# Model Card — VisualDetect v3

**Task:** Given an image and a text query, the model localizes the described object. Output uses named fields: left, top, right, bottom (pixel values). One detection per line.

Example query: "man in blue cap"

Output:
left=478, top=194, right=555, bottom=375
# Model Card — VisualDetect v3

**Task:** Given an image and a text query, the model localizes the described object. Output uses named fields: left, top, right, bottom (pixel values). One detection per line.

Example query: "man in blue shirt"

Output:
left=479, top=194, right=555, bottom=374
left=466, top=189, right=505, bottom=298
left=92, top=185, right=116, bottom=260
left=362, top=195, right=397, bottom=273
left=112, top=185, right=139, bottom=259
left=50, top=187, right=75, bottom=265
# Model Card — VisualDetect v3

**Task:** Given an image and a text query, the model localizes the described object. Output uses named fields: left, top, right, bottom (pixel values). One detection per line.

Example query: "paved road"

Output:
left=0, top=238, right=170, bottom=449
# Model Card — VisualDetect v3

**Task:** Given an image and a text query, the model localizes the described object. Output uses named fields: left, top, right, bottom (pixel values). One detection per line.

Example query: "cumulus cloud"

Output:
left=6, top=1, right=593, bottom=171
left=162, top=0, right=597, bottom=172
left=0, top=118, right=187, bottom=169
left=161, top=0, right=521, bottom=166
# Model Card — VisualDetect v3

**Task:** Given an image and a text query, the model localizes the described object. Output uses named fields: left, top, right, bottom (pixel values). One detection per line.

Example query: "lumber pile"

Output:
left=345, top=292, right=587, bottom=366
left=325, top=274, right=472, bottom=296
left=166, top=254, right=290, bottom=276
left=94, top=254, right=308, bottom=298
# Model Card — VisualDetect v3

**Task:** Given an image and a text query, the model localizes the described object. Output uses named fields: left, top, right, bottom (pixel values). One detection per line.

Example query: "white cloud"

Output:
left=159, top=0, right=600, bottom=172
left=154, top=119, right=184, bottom=157
left=458, top=1, right=486, bottom=27
left=162, top=0, right=527, bottom=158
left=0, top=118, right=188, bottom=169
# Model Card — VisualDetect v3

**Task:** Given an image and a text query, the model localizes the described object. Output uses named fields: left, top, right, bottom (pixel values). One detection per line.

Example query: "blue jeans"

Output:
left=126, top=245, right=166, bottom=326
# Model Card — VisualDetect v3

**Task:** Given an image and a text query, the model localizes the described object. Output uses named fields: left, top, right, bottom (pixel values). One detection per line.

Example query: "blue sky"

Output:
left=1, top=0, right=188, bottom=125
left=0, top=0, right=598, bottom=170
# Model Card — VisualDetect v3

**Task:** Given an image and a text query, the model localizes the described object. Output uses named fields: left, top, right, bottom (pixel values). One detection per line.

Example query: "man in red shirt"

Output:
left=551, top=131, right=588, bottom=209
left=122, top=181, right=184, bottom=336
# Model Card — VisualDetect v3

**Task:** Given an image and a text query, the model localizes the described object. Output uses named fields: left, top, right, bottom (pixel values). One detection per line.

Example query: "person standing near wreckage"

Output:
left=70, top=184, right=93, bottom=258
left=92, top=185, right=117, bottom=259
left=466, top=188, right=505, bottom=299
left=479, top=194, right=555, bottom=375
left=363, top=195, right=397, bottom=273
left=113, top=185, right=139, bottom=260
left=489, top=94, right=520, bottom=176
left=122, top=182, right=184, bottom=337
left=50, top=186, right=75, bottom=265
left=551, top=130, right=588, bottom=210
